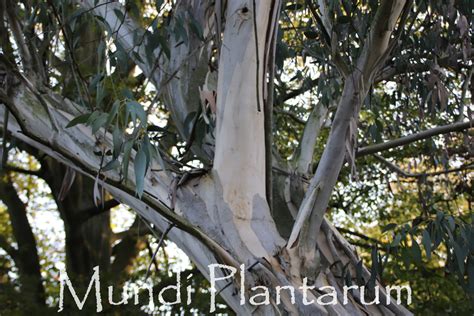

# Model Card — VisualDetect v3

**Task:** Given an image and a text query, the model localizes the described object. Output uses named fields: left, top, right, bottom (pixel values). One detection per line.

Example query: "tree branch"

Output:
left=2, top=164, right=42, bottom=177
left=276, top=78, right=319, bottom=105
left=78, top=0, right=211, bottom=148
left=375, top=51, right=473, bottom=83
left=336, top=226, right=382, bottom=245
left=357, top=121, right=473, bottom=157
left=78, top=198, right=120, bottom=223
left=0, top=172, right=45, bottom=305
left=0, top=67, right=241, bottom=283
left=4, top=0, right=32, bottom=72
left=273, top=108, right=306, bottom=124
left=294, top=103, right=328, bottom=174
left=287, top=0, right=408, bottom=285
left=374, top=154, right=474, bottom=178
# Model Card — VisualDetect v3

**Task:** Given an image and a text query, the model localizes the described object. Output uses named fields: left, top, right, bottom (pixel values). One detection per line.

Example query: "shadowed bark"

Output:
left=0, top=172, right=45, bottom=307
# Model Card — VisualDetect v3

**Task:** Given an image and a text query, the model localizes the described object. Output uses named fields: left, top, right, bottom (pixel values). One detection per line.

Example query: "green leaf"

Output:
left=142, top=135, right=151, bottom=163
left=411, top=239, right=422, bottom=264
left=91, top=113, right=109, bottom=134
left=88, top=73, right=104, bottom=92
left=113, top=8, right=125, bottom=23
left=86, top=111, right=101, bottom=125
left=102, top=159, right=120, bottom=172
left=134, top=146, right=148, bottom=198
left=391, top=233, right=402, bottom=247
left=382, top=223, right=397, bottom=233
left=106, top=100, right=120, bottom=128
left=370, top=247, right=379, bottom=285
left=435, top=210, right=444, bottom=225
left=173, top=15, right=188, bottom=44
left=467, top=260, right=474, bottom=294
left=126, top=101, right=147, bottom=127
left=97, top=40, right=106, bottom=66
left=188, top=13, right=204, bottom=41
left=132, top=51, right=144, bottom=64
left=183, top=111, right=197, bottom=136
left=122, top=140, right=134, bottom=182
left=446, top=216, right=455, bottom=231
left=453, top=241, right=466, bottom=275
left=356, top=260, right=363, bottom=285
left=422, top=229, right=432, bottom=260
left=157, top=33, right=170, bottom=59
left=66, top=113, right=91, bottom=128
left=112, top=126, right=123, bottom=159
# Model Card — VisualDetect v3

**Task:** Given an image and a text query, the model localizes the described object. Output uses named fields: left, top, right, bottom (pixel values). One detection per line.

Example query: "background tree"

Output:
left=0, top=0, right=472, bottom=314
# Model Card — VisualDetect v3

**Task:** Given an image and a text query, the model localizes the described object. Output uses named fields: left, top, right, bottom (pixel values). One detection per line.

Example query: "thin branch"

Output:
left=374, top=154, right=474, bottom=178
left=145, top=240, right=160, bottom=274
left=375, top=51, right=473, bottom=83
left=79, top=198, right=120, bottom=223
left=335, top=226, right=383, bottom=245
left=274, top=108, right=306, bottom=124
left=2, top=164, right=42, bottom=177
left=357, top=121, right=473, bottom=157
left=276, top=78, right=319, bottom=105
left=144, top=222, right=174, bottom=281
left=4, top=0, right=32, bottom=71
left=286, top=1, right=409, bottom=287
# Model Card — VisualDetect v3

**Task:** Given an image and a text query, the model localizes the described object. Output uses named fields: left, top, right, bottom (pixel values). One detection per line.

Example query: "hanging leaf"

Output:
left=122, top=140, right=134, bottom=182
left=453, top=241, right=466, bottom=275
left=102, top=159, right=120, bottom=172
left=66, top=113, right=92, bottom=128
left=382, top=223, right=397, bottom=233
left=91, top=113, right=109, bottom=134
left=188, top=12, right=204, bottom=41
left=391, top=233, right=402, bottom=247
left=126, top=100, right=147, bottom=127
left=113, top=8, right=125, bottom=23
left=112, top=126, right=123, bottom=159
left=422, top=229, right=432, bottom=260
left=106, top=100, right=120, bottom=129
left=356, top=260, right=364, bottom=285
left=58, top=167, right=76, bottom=201
left=134, top=145, right=148, bottom=198
left=411, top=238, right=422, bottom=264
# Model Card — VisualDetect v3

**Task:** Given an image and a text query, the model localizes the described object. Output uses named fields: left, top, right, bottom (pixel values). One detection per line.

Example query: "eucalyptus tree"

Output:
left=0, top=0, right=472, bottom=314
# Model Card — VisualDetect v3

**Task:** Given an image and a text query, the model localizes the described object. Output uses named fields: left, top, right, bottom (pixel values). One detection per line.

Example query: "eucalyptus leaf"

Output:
left=134, top=146, right=148, bottom=198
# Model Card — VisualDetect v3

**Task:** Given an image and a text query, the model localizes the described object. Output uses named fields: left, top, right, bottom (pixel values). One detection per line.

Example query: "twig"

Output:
left=144, top=222, right=175, bottom=281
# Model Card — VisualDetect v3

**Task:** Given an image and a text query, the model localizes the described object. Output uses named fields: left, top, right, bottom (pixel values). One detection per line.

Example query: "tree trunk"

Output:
left=0, top=173, right=45, bottom=307
left=41, top=158, right=113, bottom=278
